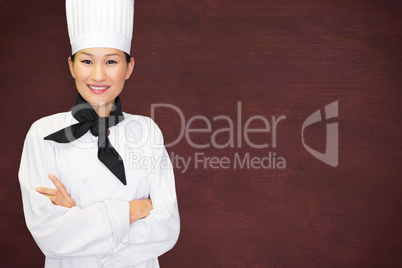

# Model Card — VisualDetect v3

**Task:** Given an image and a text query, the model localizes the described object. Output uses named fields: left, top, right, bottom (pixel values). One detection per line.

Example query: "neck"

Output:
left=93, top=102, right=114, bottom=117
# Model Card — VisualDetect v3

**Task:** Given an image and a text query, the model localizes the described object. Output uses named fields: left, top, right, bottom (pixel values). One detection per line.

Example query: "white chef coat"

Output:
left=19, top=111, right=180, bottom=268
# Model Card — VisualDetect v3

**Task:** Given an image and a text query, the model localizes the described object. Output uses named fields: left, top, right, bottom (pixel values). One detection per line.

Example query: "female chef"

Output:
left=18, top=0, right=180, bottom=267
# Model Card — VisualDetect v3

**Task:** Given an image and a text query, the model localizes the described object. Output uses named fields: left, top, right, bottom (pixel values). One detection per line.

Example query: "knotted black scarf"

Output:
left=44, top=94, right=127, bottom=185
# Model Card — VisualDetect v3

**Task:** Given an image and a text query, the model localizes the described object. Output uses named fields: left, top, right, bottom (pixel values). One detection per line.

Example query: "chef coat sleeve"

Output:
left=113, top=119, right=180, bottom=266
left=18, top=120, right=130, bottom=258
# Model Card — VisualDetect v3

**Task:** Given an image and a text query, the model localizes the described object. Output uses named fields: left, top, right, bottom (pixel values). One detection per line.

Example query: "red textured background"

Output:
left=1, top=0, right=401, bottom=267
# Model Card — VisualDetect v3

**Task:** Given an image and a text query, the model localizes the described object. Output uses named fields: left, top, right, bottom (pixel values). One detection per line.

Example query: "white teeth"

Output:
left=88, top=85, right=108, bottom=90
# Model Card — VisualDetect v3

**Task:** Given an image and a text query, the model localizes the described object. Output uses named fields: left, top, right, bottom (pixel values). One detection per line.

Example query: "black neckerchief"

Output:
left=44, top=94, right=127, bottom=185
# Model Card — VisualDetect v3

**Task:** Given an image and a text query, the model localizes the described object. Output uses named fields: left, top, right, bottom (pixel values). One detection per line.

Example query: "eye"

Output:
left=106, top=60, right=117, bottom=64
left=81, top=60, right=92, bottom=64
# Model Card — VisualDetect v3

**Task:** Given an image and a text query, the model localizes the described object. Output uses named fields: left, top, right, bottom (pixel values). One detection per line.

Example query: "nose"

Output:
left=91, top=63, right=106, bottom=82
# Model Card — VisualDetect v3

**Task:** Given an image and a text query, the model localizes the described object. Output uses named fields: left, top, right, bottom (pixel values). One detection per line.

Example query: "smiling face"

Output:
left=68, top=47, right=135, bottom=117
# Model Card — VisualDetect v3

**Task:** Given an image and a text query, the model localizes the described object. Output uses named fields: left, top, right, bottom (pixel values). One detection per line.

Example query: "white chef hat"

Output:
left=66, top=0, right=134, bottom=55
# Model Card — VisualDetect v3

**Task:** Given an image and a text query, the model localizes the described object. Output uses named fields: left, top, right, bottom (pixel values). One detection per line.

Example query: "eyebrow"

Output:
left=80, top=52, right=93, bottom=56
left=79, top=52, right=120, bottom=57
left=105, top=53, right=120, bottom=57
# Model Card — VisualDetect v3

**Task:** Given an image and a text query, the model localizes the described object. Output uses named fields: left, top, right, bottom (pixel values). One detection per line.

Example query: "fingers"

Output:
left=142, top=199, right=153, bottom=210
left=35, top=174, right=64, bottom=196
left=48, top=174, right=69, bottom=197
left=145, top=199, right=153, bottom=210
left=129, top=199, right=153, bottom=224
left=36, top=174, right=75, bottom=208
left=35, top=188, right=57, bottom=205
left=36, top=187, right=59, bottom=204
left=43, top=194, right=57, bottom=205
left=36, top=187, right=57, bottom=196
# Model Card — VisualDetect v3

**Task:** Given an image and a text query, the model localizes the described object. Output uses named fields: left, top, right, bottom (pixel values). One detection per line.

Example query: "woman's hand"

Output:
left=129, top=199, right=153, bottom=224
left=35, top=174, right=151, bottom=222
left=36, top=174, right=75, bottom=208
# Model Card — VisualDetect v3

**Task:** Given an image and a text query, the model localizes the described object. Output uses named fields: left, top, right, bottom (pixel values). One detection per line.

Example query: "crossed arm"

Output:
left=20, top=117, right=179, bottom=261
left=36, top=174, right=153, bottom=224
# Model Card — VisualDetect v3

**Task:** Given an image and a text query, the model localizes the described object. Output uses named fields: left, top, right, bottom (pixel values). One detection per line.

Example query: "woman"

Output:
left=18, top=0, right=180, bottom=267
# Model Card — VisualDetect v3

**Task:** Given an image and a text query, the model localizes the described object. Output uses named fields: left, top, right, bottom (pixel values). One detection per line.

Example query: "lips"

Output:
left=88, top=84, right=110, bottom=94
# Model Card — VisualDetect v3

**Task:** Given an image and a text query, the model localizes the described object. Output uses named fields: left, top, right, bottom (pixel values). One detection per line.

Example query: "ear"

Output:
left=125, top=57, right=135, bottom=80
left=68, top=57, right=76, bottom=79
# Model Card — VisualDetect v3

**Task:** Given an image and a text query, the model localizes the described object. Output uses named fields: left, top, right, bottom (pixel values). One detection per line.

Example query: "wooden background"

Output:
left=0, top=0, right=401, bottom=267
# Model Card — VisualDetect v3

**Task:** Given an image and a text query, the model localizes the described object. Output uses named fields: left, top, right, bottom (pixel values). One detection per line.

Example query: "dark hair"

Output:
left=70, top=52, right=132, bottom=64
